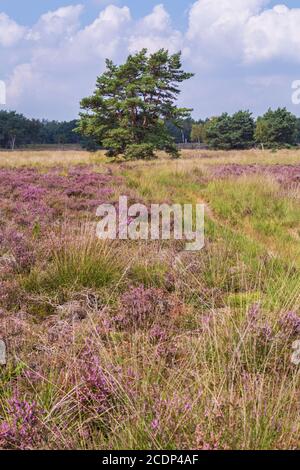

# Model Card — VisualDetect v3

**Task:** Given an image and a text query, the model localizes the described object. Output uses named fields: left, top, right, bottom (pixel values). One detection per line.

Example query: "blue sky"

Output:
left=1, top=0, right=299, bottom=26
left=1, top=1, right=190, bottom=27
left=1, top=0, right=300, bottom=120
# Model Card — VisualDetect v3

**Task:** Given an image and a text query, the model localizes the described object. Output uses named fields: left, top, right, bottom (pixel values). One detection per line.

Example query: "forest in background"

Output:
left=1, top=109, right=300, bottom=151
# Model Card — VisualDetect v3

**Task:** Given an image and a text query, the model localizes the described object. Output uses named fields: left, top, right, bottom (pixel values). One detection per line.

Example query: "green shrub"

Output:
left=124, top=144, right=156, bottom=160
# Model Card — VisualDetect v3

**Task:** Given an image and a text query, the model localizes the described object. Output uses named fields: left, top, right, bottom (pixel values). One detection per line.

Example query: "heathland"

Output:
left=0, top=148, right=299, bottom=449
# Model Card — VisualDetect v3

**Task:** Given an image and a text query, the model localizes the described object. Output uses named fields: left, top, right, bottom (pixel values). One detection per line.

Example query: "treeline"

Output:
left=174, top=108, right=300, bottom=150
left=1, top=108, right=300, bottom=151
left=0, top=111, right=95, bottom=150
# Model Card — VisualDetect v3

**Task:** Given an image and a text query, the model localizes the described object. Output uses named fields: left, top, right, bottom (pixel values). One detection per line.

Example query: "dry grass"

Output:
left=0, top=150, right=107, bottom=168
left=180, top=148, right=300, bottom=165
left=1, top=148, right=300, bottom=169
left=0, top=149, right=299, bottom=450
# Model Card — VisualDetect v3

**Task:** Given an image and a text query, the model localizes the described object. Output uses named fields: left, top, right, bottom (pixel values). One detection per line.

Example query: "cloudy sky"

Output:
left=1, top=0, right=300, bottom=120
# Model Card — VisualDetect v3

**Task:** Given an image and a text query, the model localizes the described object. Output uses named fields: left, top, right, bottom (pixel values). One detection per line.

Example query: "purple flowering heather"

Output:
left=247, top=302, right=261, bottom=325
left=246, top=303, right=274, bottom=343
left=257, top=322, right=273, bottom=343
left=194, top=426, right=221, bottom=450
left=211, top=164, right=300, bottom=187
left=116, top=286, right=175, bottom=330
left=0, top=396, right=45, bottom=450
left=3, top=229, right=35, bottom=271
left=0, top=166, right=120, bottom=232
left=149, top=389, right=194, bottom=444
left=78, top=351, right=115, bottom=415
left=0, top=165, right=123, bottom=295
left=279, top=311, right=300, bottom=337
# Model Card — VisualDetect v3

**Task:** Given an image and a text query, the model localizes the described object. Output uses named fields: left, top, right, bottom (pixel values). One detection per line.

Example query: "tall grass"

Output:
left=0, top=149, right=299, bottom=449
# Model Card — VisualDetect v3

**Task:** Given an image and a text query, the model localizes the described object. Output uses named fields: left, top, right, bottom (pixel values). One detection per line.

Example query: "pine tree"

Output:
left=76, top=49, right=194, bottom=159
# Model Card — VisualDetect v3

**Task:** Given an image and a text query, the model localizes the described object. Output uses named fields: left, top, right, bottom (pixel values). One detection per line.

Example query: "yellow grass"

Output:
left=0, top=150, right=107, bottom=168
left=180, top=148, right=300, bottom=165
left=1, top=148, right=300, bottom=169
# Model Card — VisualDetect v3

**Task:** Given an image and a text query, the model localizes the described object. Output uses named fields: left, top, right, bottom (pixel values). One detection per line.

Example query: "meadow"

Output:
left=0, top=148, right=300, bottom=450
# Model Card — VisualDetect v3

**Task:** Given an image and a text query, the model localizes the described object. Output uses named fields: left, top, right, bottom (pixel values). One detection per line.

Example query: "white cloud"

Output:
left=73, top=5, right=131, bottom=59
left=187, top=0, right=300, bottom=65
left=7, top=64, right=38, bottom=100
left=128, top=4, right=183, bottom=54
left=187, top=0, right=269, bottom=62
left=187, top=0, right=267, bottom=40
left=244, top=5, right=300, bottom=63
left=4, top=5, right=132, bottom=119
left=26, top=4, right=84, bottom=45
left=2, top=1, right=300, bottom=119
left=92, top=0, right=120, bottom=6
left=138, top=4, right=171, bottom=32
left=0, top=13, right=26, bottom=47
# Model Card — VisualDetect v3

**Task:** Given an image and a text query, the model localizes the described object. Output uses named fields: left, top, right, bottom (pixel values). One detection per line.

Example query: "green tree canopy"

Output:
left=0, top=111, right=33, bottom=150
left=165, top=118, right=194, bottom=143
left=191, top=122, right=206, bottom=143
left=204, top=111, right=255, bottom=150
left=255, top=108, right=298, bottom=148
left=0, top=111, right=94, bottom=149
left=76, top=49, right=194, bottom=159
left=296, top=118, right=300, bottom=144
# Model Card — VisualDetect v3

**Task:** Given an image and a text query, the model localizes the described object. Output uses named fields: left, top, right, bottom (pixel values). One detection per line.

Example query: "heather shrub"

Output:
left=240, top=303, right=278, bottom=372
left=77, top=350, right=118, bottom=418
left=0, top=396, right=46, bottom=450
left=279, top=311, right=300, bottom=338
left=0, top=229, right=35, bottom=273
left=0, top=279, right=22, bottom=310
left=211, top=164, right=300, bottom=187
left=115, top=286, right=179, bottom=330
left=146, top=389, right=196, bottom=449
left=0, top=166, right=119, bottom=232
